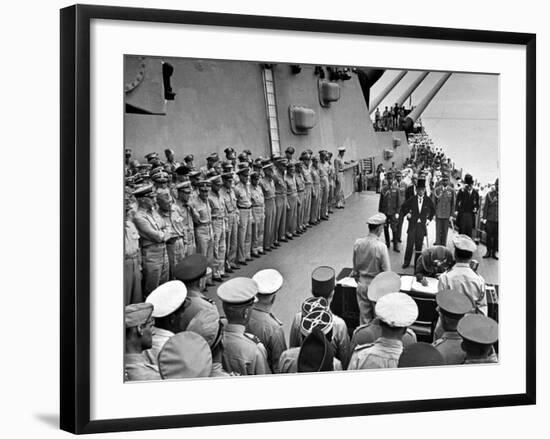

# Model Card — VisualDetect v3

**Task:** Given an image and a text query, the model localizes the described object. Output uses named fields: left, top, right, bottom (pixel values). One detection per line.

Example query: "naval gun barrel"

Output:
left=395, top=71, right=429, bottom=107
left=402, top=72, right=452, bottom=131
left=369, top=70, right=407, bottom=114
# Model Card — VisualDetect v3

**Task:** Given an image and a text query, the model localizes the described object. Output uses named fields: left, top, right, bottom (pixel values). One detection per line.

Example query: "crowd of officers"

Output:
left=376, top=132, right=499, bottom=270
left=125, top=238, right=498, bottom=381
left=124, top=146, right=348, bottom=305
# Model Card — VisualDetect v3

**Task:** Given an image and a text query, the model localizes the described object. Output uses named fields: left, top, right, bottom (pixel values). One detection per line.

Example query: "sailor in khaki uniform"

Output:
left=334, top=147, right=346, bottom=209
left=187, top=308, right=231, bottom=377
left=174, top=181, right=197, bottom=256
left=234, top=164, right=254, bottom=264
left=157, top=191, right=186, bottom=278
left=191, top=180, right=214, bottom=280
left=285, top=161, right=298, bottom=238
left=348, top=293, right=418, bottom=370
left=158, top=332, right=212, bottom=380
left=250, top=171, right=266, bottom=257
left=273, top=157, right=288, bottom=243
left=247, top=269, right=287, bottom=373
left=220, top=168, right=239, bottom=272
left=124, top=193, right=142, bottom=305
left=259, top=163, right=276, bottom=251
left=218, top=277, right=271, bottom=375
left=351, top=213, right=391, bottom=325
left=143, top=280, right=188, bottom=365
left=133, top=185, right=170, bottom=297
left=457, top=314, right=499, bottom=364
left=435, top=234, right=486, bottom=339
left=294, top=161, right=306, bottom=234
left=432, top=289, right=474, bottom=365
left=289, top=266, right=351, bottom=369
left=173, top=254, right=218, bottom=330
left=124, top=303, right=161, bottom=381
left=433, top=172, right=455, bottom=246
left=351, top=271, right=417, bottom=350
left=300, top=153, right=313, bottom=226
left=207, top=175, right=227, bottom=281
left=310, top=156, right=321, bottom=224
left=278, top=310, right=342, bottom=373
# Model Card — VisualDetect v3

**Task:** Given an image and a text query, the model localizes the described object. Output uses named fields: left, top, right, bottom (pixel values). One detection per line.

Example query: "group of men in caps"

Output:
left=124, top=256, right=350, bottom=380
left=124, top=146, right=348, bottom=306
left=125, top=239, right=498, bottom=381
left=375, top=131, right=498, bottom=272
left=349, top=210, right=497, bottom=367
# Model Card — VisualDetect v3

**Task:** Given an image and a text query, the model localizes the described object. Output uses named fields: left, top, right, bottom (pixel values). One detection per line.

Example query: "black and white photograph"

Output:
left=123, top=56, right=500, bottom=381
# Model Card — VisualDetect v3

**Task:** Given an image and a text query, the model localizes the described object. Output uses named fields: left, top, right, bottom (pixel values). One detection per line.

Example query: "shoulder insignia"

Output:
left=246, top=333, right=262, bottom=344
left=352, top=323, right=371, bottom=337
left=269, top=313, right=283, bottom=326
left=354, top=342, right=374, bottom=352
left=433, top=338, right=446, bottom=347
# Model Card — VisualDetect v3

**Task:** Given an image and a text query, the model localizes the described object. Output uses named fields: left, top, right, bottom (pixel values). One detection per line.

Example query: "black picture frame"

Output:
left=60, top=4, right=536, bottom=434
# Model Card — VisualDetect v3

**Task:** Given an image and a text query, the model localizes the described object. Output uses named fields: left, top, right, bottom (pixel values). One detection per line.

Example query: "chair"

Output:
left=407, top=291, right=438, bottom=342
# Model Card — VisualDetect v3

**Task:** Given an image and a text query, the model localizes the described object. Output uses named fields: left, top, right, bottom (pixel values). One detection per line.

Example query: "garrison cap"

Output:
left=285, top=146, right=295, bottom=154
left=297, top=328, right=334, bottom=372
left=217, top=277, right=259, bottom=306
left=367, top=271, right=401, bottom=302
left=398, top=342, right=445, bottom=368
left=436, top=289, right=474, bottom=316
left=301, top=296, right=329, bottom=315
left=453, top=234, right=477, bottom=252
left=132, top=184, right=155, bottom=198
left=375, top=292, right=418, bottom=328
left=207, top=153, right=219, bottom=162
left=175, top=181, right=192, bottom=192
left=300, top=309, right=333, bottom=337
left=183, top=154, right=194, bottom=162
left=146, top=280, right=188, bottom=318
left=367, top=212, right=386, bottom=225
left=144, top=152, right=159, bottom=160
left=125, top=302, right=153, bottom=328
left=187, top=307, right=222, bottom=349
left=457, top=314, right=498, bottom=345
left=158, top=332, right=212, bottom=379
left=252, top=269, right=283, bottom=295
left=311, top=266, right=335, bottom=298
left=174, top=254, right=208, bottom=283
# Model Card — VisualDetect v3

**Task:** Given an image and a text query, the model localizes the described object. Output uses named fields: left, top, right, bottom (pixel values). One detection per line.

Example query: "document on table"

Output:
left=400, top=275, right=438, bottom=295
left=337, top=277, right=358, bottom=288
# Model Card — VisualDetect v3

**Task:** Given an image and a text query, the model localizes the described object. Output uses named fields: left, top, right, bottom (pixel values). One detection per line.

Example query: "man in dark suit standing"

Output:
left=400, top=178, right=435, bottom=268
left=455, top=174, right=480, bottom=238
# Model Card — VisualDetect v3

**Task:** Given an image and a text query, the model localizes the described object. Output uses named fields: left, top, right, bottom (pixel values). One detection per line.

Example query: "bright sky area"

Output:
left=369, top=70, right=499, bottom=185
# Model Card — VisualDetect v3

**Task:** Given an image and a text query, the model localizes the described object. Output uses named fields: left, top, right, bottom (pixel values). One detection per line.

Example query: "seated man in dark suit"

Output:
left=400, top=178, right=436, bottom=268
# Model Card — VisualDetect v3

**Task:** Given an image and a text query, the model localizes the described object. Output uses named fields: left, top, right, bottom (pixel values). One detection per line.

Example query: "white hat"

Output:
left=146, top=280, right=187, bottom=318
left=367, top=212, right=386, bottom=225
left=453, top=234, right=477, bottom=252
left=217, top=277, right=259, bottom=305
left=375, top=292, right=418, bottom=328
left=367, top=271, right=401, bottom=302
left=252, top=269, right=283, bottom=295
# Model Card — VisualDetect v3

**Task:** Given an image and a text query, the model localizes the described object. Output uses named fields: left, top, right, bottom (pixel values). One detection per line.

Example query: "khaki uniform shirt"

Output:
left=125, top=219, right=141, bottom=257
left=438, top=263, right=487, bottom=315
left=144, top=327, right=175, bottom=365
left=433, top=184, right=455, bottom=219
left=179, top=287, right=218, bottom=330
left=125, top=352, right=162, bottom=381
left=250, top=184, right=265, bottom=207
left=348, top=337, right=403, bottom=370
left=220, top=187, right=238, bottom=215
left=352, top=233, right=391, bottom=278
left=222, top=324, right=271, bottom=375
left=433, top=331, right=466, bottom=365
left=246, top=303, right=287, bottom=373
left=208, top=191, right=227, bottom=220
left=234, top=181, right=252, bottom=209
left=191, top=197, right=212, bottom=225
left=133, top=208, right=167, bottom=247
left=259, top=177, right=276, bottom=200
